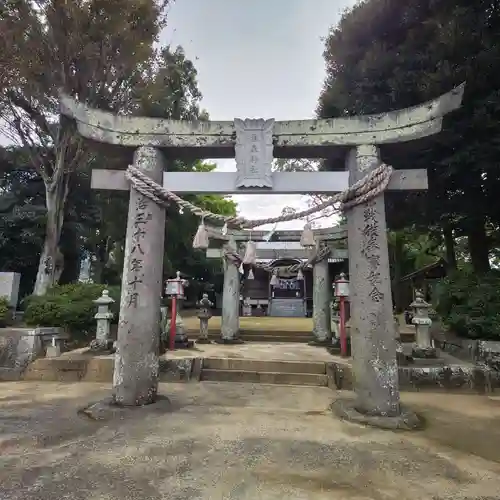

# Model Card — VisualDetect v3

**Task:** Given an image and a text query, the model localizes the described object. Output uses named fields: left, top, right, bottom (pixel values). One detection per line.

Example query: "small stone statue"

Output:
left=196, top=293, right=213, bottom=344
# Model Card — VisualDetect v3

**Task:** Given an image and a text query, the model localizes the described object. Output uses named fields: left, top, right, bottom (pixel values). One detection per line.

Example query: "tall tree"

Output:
left=1, top=144, right=237, bottom=295
left=0, top=0, right=170, bottom=294
left=318, top=0, right=500, bottom=273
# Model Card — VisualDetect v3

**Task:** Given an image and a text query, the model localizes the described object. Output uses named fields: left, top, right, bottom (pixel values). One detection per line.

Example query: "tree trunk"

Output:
left=467, top=220, right=491, bottom=274
left=443, top=225, right=457, bottom=270
left=33, top=168, right=70, bottom=295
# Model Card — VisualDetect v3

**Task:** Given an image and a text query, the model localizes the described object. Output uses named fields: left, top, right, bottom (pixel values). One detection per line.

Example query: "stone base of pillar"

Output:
left=195, top=338, right=212, bottom=344
left=330, top=399, right=423, bottom=431
left=412, top=345, right=438, bottom=359
left=215, top=337, right=244, bottom=345
left=79, top=395, right=172, bottom=421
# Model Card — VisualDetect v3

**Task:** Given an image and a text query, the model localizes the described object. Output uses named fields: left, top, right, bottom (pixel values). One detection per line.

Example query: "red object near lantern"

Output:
left=165, top=271, right=185, bottom=351
left=334, top=273, right=350, bottom=357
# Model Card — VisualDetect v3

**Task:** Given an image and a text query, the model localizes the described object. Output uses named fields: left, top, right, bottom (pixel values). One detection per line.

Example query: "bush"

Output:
left=24, top=283, right=121, bottom=344
left=0, top=297, right=10, bottom=327
left=434, top=269, right=500, bottom=340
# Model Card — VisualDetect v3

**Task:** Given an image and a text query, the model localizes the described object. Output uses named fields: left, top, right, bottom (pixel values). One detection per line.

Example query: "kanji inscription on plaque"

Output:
left=234, top=118, right=274, bottom=189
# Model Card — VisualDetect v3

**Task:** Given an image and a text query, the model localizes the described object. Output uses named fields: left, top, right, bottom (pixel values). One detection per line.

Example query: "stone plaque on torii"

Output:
left=60, top=83, right=465, bottom=427
left=234, top=118, right=274, bottom=189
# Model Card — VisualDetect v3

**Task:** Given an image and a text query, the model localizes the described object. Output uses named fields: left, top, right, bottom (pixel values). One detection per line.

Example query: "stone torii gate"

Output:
left=205, top=226, right=347, bottom=342
left=61, top=84, right=464, bottom=426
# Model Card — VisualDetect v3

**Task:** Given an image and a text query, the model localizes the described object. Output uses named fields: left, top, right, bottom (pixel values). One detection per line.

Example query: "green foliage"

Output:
left=24, top=283, right=121, bottom=343
left=318, top=0, right=500, bottom=273
left=434, top=270, right=500, bottom=340
left=0, top=297, right=10, bottom=327
left=0, top=0, right=176, bottom=295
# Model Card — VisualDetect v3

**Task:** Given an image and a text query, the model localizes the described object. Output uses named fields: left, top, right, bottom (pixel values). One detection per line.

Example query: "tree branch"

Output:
left=6, top=90, right=54, bottom=140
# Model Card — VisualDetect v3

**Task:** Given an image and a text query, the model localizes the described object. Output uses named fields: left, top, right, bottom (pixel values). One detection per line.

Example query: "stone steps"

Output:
left=200, top=357, right=328, bottom=387
left=192, top=333, right=313, bottom=343
left=201, top=370, right=328, bottom=386
left=203, top=358, right=326, bottom=373
left=18, top=355, right=500, bottom=394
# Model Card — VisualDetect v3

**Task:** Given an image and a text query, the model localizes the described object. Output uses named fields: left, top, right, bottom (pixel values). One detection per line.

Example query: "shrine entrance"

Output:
left=268, top=258, right=307, bottom=318
left=205, top=226, right=347, bottom=318
left=60, top=83, right=464, bottom=424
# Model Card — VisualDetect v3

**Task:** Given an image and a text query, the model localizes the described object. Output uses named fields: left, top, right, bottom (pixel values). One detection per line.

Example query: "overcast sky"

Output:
left=162, top=0, right=357, bottom=229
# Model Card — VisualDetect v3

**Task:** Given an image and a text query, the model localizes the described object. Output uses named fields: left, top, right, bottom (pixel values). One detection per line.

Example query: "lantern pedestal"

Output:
left=164, top=309, right=194, bottom=349
left=412, top=346, right=438, bottom=359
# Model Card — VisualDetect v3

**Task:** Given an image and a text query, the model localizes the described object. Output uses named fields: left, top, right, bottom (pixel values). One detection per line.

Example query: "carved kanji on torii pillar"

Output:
left=60, top=83, right=465, bottom=427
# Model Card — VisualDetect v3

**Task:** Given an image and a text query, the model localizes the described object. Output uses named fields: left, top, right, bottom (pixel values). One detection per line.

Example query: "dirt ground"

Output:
left=1, top=382, right=500, bottom=499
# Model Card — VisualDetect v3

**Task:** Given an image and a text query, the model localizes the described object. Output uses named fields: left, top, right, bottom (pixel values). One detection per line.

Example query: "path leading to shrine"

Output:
left=1, top=381, right=500, bottom=499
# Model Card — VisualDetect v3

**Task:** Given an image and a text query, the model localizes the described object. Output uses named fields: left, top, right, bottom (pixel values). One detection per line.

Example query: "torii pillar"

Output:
left=346, top=145, right=400, bottom=415
left=113, top=147, right=166, bottom=406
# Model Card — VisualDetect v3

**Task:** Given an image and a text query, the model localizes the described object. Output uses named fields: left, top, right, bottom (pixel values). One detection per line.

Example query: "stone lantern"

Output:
left=196, top=293, right=214, bottom=344
left=90, top=289, right=115, bottom=352
left=410, top=290, right=437, bottom=359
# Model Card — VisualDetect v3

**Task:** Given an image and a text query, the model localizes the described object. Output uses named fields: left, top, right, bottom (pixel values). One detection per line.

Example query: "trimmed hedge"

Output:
left=24, top=283, right=121, bottom=344
left=434, top=269, right=500, bottom=340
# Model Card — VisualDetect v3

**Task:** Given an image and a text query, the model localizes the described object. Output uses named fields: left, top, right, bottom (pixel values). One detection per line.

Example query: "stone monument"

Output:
left=0, top=272, right=20, bottom=309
